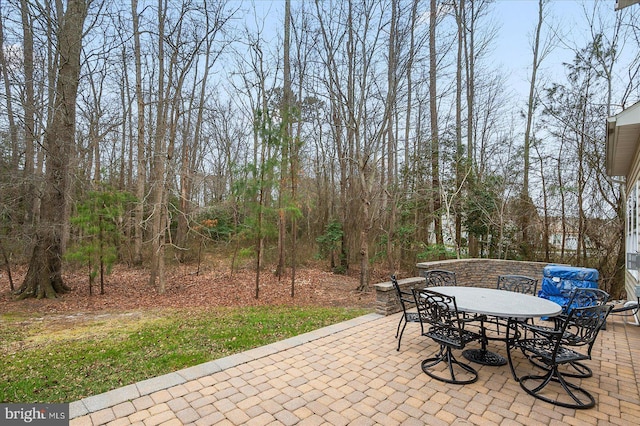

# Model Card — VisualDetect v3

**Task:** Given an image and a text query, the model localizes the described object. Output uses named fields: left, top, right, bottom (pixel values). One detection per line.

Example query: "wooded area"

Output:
left=0, top=0, right=638, bottom=299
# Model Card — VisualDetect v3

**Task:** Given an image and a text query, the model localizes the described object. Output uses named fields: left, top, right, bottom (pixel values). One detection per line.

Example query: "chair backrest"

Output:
left=564, top=287, right=610, bottom=315
left=391, top=275, right=413, bottom=312
left=496, top=274, right=538, bottom=295
left=412, top=288, right=464, bottom=332
left=422, top=269, right=457, bottom=287
left=560, top=303, right=612, bottom=349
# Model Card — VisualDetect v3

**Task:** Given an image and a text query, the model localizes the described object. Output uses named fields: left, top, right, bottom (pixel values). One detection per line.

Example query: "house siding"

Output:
left=626, top=152, right=640, bottom=301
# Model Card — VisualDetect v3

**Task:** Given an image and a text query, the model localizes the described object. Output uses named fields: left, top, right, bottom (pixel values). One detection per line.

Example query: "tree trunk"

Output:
left=384, top=0, right=398, bottom=270
left=149, top=0, right=168, bottom=293
left=455, top=0, right=465, bottom=254
left=357, top=172, right=371, bottom=293
left=16, top=0, right=87, bottom=299
left=0, top=10, right=18, bottom=170
left=535, top=144, right=551, bottom=262
left=520, top=0, right=545, bottom=259
left=429, top=0, right=442, bottom=245
left=20, top=0, right=37, bottom=224
left=1, top=241, right=15, bottom=291
left=276, top=0, right=292, bottom=279
left=132, top=0, right=145, bottom=266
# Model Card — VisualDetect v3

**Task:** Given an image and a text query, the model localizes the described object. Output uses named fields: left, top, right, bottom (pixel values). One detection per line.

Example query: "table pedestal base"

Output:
left=462, top=349, right=507, bottom=366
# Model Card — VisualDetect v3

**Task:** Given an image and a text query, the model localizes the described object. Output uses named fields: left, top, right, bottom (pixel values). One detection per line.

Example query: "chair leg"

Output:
left=505, top=319, right=522, bottom=382
left=396, top=315, right=404, bottom=338
left=506, top=341, right=520, bottom=382
left=518, top=366, right=596, bottom=409
left=527, top=355, right=593, bottom=378
left=396, top=319, right=409, bottom=351
left=421, top=345, right=478, bottom=385
left=563, top=361, right=592, bottom=378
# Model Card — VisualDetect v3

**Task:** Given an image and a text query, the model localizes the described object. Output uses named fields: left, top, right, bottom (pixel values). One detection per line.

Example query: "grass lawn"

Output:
left=0, top=306, right=370, bottom=403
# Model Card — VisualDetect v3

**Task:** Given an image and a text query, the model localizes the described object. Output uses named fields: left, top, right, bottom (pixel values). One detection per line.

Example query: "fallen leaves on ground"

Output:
left=0, top=263, right=379, bottom=317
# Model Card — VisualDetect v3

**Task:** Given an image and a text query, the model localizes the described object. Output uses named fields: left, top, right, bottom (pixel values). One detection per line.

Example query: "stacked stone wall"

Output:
left=375, top=258, right=555, bottom=316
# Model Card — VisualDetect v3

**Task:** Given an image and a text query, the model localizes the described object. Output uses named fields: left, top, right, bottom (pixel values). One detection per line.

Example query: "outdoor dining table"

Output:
left=431, top=286, right=563, bottom=366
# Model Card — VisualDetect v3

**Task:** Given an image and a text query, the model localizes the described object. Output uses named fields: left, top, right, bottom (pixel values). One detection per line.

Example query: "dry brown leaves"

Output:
left=0, top=263, right=378, bottom=316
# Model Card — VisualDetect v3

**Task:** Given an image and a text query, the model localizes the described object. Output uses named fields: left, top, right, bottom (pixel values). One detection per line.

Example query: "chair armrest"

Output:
left=610, top=299, right=639, bottom=314
left=516, top=321, right=563, bottom=339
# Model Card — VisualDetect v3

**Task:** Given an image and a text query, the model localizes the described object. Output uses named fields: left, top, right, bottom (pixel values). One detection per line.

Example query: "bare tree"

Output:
left=0, top=0, right=18, bottom=170
left=520, top=0, right=555, bottom=259
left=147, top=0, right=168, bottom=293
left=453, top=0, right=465, bottom=252
left=429, top=0, right=442, bottom=246
left=131, top=0, right=145, bottom=266
left=20, top=0, right=38, bottom=224
left=275, top=0, right=292, bottom=280
left=175, top=1, right=235, bottom=261
left=313, top=0, right=389, bottom=291
left=16, top=0, right=88, bottom=299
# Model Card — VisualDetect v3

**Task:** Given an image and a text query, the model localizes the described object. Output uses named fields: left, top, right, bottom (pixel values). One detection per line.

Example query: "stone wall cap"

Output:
left=375, top=281, right=393, bottom=291
left=416, top=258, right=550, bottom=268
left=375, top=276, right=424, bottom=292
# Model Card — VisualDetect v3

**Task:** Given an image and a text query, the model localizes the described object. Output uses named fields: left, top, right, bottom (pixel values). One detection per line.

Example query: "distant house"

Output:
left=606, top=100, right=640, bottom=300
left=547, top=216, right=579, bottom=252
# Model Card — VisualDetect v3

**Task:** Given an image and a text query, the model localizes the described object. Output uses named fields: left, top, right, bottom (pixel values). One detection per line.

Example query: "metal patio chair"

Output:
left=390, top=275, right=421, bottom=351
left=508, top=303, right=612, bottom=409
left=490, top=274, right=539, bottom=336
left=529, top=287, right=610, bottom=379
left=609, top=285, right=640, bottom=325
left=496, top=274, right=538, bottom=295
left=421, top=269, right=457, bottom=287
left=412, top=288, right=483, bottom=384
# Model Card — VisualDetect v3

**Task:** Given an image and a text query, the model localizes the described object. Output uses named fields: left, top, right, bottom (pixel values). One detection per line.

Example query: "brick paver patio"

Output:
left=69, top=312, right=640, bottom=425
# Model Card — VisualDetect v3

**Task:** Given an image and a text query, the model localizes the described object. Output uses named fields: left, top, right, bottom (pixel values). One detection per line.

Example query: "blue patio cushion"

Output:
left=540, top=277, right=598, bottom=297
left=538, top=265, right=600, bottom=316
left=543, top=265, right=599, bottom=282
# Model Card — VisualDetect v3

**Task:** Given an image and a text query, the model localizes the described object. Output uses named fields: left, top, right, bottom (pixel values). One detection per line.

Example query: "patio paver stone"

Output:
left=68, top=312, right=640, bottom=425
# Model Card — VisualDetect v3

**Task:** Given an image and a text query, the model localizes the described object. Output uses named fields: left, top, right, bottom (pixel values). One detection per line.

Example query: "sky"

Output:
left=493, top=0, right=625, bottom=103
left=238, top=0, right=634, bottom=110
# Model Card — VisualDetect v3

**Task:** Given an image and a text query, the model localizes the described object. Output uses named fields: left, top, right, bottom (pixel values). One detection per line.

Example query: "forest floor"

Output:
left=0, top=261, right=380, bottom=318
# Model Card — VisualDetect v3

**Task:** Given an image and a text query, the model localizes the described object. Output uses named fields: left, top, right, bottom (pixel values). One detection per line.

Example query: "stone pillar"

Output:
left=374, top=277, right=425, bottom=316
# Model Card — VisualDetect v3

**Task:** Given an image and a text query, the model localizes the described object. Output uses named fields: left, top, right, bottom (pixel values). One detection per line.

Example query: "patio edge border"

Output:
left=69, top=312, right=383, bottom=419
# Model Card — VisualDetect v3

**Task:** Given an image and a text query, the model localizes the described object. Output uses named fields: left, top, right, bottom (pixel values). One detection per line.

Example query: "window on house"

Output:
left=627, top=182, right=639, bottom=279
